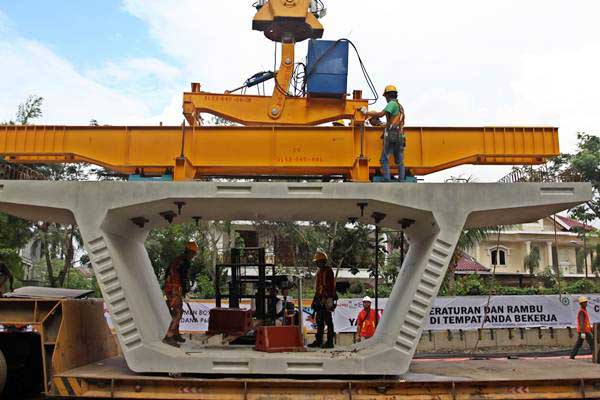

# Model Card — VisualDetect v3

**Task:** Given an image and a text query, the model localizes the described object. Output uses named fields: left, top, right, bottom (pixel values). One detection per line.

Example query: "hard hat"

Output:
left=313, top=250, right=328, bottom=262
left=579, top=296, right=589, bottom=304
left=383, top=85, right=397, bottom=95
left=185, top=241, right=199, bottom=254
left=362, top=296, right=372, bottom=303
left=332, top=119, right=345, bottom=127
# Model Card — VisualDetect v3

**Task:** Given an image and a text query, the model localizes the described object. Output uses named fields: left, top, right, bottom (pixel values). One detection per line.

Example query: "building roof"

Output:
left=455, top=251, right=490, bottom=273
left=555, top=215, right=594, bottom=232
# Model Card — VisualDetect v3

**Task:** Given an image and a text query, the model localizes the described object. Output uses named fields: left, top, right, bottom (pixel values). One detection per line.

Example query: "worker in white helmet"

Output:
left=570, top=296, right=595, bottom=359
left=366, top=85, right=406, bottom=182
left=355, top=296, right=377, bottom=342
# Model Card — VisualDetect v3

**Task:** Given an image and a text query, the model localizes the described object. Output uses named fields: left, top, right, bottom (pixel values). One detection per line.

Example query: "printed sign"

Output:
left=105, top=295, right=600, bottom=333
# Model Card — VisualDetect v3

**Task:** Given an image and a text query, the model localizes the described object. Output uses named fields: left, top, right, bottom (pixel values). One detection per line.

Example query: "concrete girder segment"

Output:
left=0, top=180, right=592, bottom=376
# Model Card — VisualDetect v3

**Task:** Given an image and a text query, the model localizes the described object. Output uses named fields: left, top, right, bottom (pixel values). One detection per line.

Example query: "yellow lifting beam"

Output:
left=0, top=125, right=558, bottom=181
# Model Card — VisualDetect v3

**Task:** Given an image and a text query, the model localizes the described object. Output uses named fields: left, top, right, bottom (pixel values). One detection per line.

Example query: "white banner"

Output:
left=334, top=295, right=600, bottom=332
left=105, top=295, right=600, bottom=333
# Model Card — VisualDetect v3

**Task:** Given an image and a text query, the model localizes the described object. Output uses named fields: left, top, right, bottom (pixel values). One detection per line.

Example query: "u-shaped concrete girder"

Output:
left=0, top=180, right=592, bottom=376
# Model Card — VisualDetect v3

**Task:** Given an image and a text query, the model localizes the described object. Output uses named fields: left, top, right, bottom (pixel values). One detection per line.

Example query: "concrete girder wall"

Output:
left=0, top=181, right=592, bottom=376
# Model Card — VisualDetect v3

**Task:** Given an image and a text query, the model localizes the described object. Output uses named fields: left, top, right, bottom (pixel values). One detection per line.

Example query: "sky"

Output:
left=1, top=0, right=599, bottom=182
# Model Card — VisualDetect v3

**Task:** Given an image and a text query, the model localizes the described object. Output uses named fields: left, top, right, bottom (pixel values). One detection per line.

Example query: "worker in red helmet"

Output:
left=162, top=241, right=199, bottom=347
left=366, top=85, right=406, bottom=182
left=570, top=296, right=594, bottom=359
left=308, top=250, right=337, bottom=349
left=355, top=296, right=377, bottom=342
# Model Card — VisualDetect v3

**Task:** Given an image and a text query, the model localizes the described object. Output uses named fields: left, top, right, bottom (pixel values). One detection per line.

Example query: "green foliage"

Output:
left=523, top=246, right=541, bottom=276
left=16, top=95, right=43, bottom=125
left=0, top=211, right=34, bottom=281
left=455, top=274, right=487, bottom=296
left=382, top=250, right=402, bottom=284
left=337, top=223, right=372, bottom=275
left=193, top=270, right=217, bottom=299
left=539, top=267, right=558, bottom=289
left=564, top=278, right=597, bottom=295
left=562, top=133, right=600, bottom=220
left=364, top=284, right=393, bottom=298
left=348, top=281, right=364, bottom=294
left=594, top=243, right=600, bottom=272
left=145, top=222, right=209, bottom=286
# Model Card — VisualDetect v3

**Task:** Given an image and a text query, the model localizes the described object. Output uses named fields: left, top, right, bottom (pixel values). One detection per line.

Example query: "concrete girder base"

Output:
left=0, top=181, right=592, bottom=376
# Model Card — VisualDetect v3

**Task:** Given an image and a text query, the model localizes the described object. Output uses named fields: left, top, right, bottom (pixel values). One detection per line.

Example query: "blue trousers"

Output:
left=380, top=134, right=405, bottom=182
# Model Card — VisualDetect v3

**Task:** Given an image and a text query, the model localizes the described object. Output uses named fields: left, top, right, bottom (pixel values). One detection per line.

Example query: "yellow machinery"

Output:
left=0, top=0, right=559, bottom=181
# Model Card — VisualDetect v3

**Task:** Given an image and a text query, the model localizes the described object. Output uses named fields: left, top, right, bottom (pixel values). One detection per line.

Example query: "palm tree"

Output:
left=446, top=228, right=492, bottom=295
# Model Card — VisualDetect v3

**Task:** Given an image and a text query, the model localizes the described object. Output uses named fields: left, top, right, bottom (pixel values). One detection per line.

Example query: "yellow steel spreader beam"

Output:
left=0, top=125, right=558, bottom=181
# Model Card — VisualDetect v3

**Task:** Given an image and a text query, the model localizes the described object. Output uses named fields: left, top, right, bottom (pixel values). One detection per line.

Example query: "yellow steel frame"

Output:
left=183, top=42, right=368, bottom=127
left=0, top=125, right=559, bottom=181
left=252, top=0, right=324, bottom=43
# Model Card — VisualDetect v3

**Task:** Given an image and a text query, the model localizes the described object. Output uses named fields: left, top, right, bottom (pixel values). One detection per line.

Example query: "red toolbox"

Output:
left=207, top=308, right=253, bottom=336
left=255, top=326, right=306, bottom=353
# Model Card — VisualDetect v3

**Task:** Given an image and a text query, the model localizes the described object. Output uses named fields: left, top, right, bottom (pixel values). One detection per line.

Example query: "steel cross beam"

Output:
left=0, top=125, right=559, bottom=181
left=0, top=180, right=591, bottom=376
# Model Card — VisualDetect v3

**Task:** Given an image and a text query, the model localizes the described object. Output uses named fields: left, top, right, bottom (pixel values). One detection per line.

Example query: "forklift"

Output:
left=208, top=247, right=305, bottom=351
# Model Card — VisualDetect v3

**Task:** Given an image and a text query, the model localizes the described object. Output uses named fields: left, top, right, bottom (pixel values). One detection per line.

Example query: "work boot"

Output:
left=162, top=336, right=180, bottom=348
left=322, top=340, right=334, bottom=349
left=307, top=341, right=323, bottom=348
left=174, top=334, right=186, bottom=343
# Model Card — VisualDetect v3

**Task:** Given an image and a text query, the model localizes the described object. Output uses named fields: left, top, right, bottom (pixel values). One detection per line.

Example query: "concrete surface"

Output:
left=0, top=181, right=592, bottom=376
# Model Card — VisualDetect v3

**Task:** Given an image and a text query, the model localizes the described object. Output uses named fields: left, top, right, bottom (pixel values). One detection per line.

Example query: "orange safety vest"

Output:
left=164, top=256, right=183, bottom=293
left=315, top=267, right=335, bottom=298
left=357, top=308, right=377, bottom=338
left=577, top=308, right=592, bottom=334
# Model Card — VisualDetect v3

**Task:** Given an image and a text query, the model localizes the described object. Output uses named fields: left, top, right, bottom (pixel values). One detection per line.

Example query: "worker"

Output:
left=0, top=259, right=14, bottom=297
left=366, top=85, right=406, bottom=182
left=162, top=241, right=199, bottom=347
left=570, top=296, right=595, bottom=359
left=332, top=119, right=346, bottom=127
left=308, top=250, right=336, bottom=349
left=266, top=286, right=283, bottom=325
left=278, top=283, right=298, bottom=326
left=355, top=296, right=377, bottom=342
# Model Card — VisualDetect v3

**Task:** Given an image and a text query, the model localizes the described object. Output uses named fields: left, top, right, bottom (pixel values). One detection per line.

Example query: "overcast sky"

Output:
left=1, top=0, right=599, bottom=182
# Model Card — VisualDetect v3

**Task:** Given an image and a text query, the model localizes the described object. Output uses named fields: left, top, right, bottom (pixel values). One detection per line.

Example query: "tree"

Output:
left=0, top=96, right=46, bottom=284
left=524, top=246, right=541, bottom=276
left=568, top=134, right=600, bottom=220
left=16, top=95, right=44, bottom=125
left=444, top=228, right=492, bottom=295
left=503, top=133, right=599, bottom=222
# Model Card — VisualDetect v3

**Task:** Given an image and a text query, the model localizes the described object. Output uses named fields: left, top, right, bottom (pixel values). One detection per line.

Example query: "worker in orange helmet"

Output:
left=355, top=296, right=377, bottom=342
left=162, top=241, right=199, bottom=347
left=308, top=250, right=337, bottom=349
left=570, top=296, right=594, bottom=359
left=366, top=85, right=406, bottom=182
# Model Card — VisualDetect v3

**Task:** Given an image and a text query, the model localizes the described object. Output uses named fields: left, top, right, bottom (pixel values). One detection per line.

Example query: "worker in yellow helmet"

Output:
left=366, top=85, right=406, bottom=182
left=332, top=120, right=346, bottom=127
left=308, top=250, right=337, bottom=349
left=162, top=240, right=199, bottom=347
left=570, top=296, right=594, bottom=359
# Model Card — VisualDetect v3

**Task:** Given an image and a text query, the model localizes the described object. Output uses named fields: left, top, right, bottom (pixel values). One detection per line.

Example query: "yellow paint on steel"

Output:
left=183, top=92, right=368, bottom=127
left=0, top=125, right=559, bottom=181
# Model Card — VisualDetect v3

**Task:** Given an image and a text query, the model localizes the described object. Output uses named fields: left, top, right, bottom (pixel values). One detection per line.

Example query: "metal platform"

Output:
left=52, top=355, right=600, bottom=399
left=0, top=180, right=592, bottom=376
